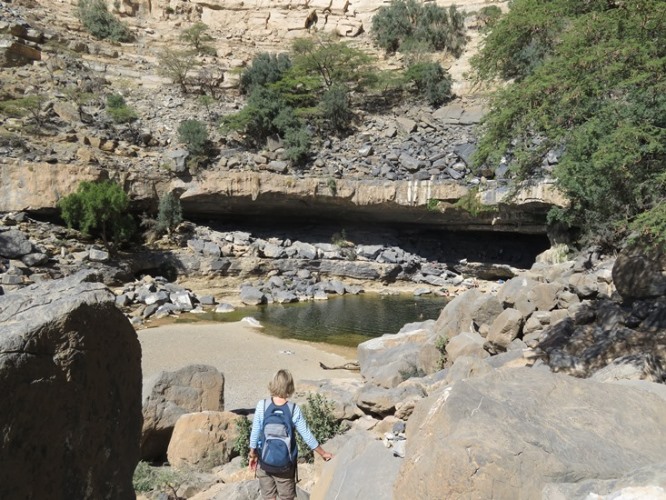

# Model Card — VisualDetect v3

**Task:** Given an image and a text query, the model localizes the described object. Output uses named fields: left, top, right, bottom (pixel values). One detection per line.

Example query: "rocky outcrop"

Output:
left=0, top=271, right=142, bottom=500
left=0, top=7, right=43, bottom=67
left=394, top=368, right=666, bottom=499
left=0, top=162, right=105, bottom=213
left=141, top=364, right=226, bottom=461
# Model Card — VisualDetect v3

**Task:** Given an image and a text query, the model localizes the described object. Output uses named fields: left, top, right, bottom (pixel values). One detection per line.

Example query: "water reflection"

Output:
left=178, top=293, right=448, bottom=347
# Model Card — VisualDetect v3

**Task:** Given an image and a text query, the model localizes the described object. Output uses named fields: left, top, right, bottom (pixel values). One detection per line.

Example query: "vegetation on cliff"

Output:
left=472, top=0, right=666, bottom=248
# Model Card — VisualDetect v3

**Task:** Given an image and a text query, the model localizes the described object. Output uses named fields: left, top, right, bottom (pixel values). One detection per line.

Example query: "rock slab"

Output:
left=395, top=368, right=666, bottom=499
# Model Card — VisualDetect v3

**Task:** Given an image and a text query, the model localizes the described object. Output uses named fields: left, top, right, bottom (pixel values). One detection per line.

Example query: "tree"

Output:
left=77, top=0, right=132, bottom=42
left=290, top=37, right=375, bottom=91
left=180, top=22, right=215, bottom=55
left=155, top=192, right=183, bottom=236
left=58, top=180, right=135, bottom=252
left=472, top=0, right=666, bottom=248
left=158, top=49, right=198, bottom=93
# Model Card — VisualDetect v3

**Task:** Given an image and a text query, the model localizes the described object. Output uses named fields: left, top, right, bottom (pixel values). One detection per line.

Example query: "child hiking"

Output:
left=249, top=369, right=334, bottom=500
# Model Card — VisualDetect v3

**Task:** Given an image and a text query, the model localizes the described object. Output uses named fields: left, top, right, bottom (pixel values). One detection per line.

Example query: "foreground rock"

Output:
left=0, top=271, right=142, bottom=500
left=394, top=368, right=666, bottom=499
left=141, top=364, right=225, bottom=461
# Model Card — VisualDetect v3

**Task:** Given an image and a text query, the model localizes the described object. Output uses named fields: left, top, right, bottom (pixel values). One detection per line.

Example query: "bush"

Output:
left=155, top=192, right=183, bottom=236
left=239, top=52, right=292, bottom=94
left=132, top=462, right=189, bottom=495
left=404, top=61, right=452, bottom=106
left=0, top=95, right=46, bottom=128
left=296, top=393, right=342, bottom=462
left=221, top=87, right=305, bottom=151
left=283, top=126, right=311, bottom=167
left=106, top=93, right=138, bottom=124
left=321, top=84, right=353, bottom=132
left=78, top=0, right=132, bottom=42
left=178, top=120, right=209, bottom=156
left=371, top=0, right=466, bottom=55
left=58, top=180, right=135, bottom=252
left=233, top=416, right=252, bottom=467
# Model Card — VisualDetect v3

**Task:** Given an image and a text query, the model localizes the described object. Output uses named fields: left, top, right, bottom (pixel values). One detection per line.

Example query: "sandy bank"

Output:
left=138, top=321, right=360, bottom=412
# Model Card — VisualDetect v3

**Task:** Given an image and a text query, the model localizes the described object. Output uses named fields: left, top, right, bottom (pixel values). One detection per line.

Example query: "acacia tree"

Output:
left=472, top=0, right=666, bottom=248
left=58, top=180, right=135, bottom=252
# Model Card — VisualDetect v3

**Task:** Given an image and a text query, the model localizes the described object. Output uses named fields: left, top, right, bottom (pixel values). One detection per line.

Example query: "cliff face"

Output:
left=0, top=0, right=567, bottom=236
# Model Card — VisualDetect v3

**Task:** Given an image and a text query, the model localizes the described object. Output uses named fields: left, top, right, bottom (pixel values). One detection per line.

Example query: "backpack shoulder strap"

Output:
left=287, top=401, right=296, bottom=424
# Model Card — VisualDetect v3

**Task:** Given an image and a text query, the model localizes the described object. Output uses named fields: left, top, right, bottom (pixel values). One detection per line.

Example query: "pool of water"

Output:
left=175, top=293, right=448, bottom=347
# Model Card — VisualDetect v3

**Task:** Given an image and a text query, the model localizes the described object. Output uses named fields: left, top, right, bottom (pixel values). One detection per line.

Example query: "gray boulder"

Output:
left=613, top=247, right=666, bottom=300
left=358, top=326, right=440, bottom=389
left=0, top=271, right=142, bottom=500
left=310, top=431, right=402, bottom=500
left=394, top=368, right=666, bottom=500
left=240, top=286, right=266, bottom=305
left=433, top=289, right=503, bottom=340
left=0, top=229, right=32, bottom=258
left=141, top=364, right=225, bottom=461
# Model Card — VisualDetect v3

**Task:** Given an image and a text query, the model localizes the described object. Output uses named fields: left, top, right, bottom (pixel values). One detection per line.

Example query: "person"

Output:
left=249, top=369, right=334, bottom=500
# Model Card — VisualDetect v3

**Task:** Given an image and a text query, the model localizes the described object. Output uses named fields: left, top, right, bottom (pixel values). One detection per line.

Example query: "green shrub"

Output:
left=178, top=119, right=209, bottom=156
left=321, top=84, right=353, bottom=132
left=404, top=61, right=452, bottom=106
left=233, top=416, right=252, bottom=467
left=132, top=462, right=189, bottom=495
left=296, top=394, right=342, bottom=462
left=58, top=180, right=135, bottom=251
left=371, top=0, right=466, bottom=55
left=221, top=87, right=307, bottom=154
left=78, top=0, right=132, bottom=42
left=106, top=94, right=138, bottom=124
left=0, top=95, right=46, bottom=128
left=239, top=52, right=292, bottom=94
left=155, top=192, right=183, bottom=235
left=283, top=126, right=311, bottom=166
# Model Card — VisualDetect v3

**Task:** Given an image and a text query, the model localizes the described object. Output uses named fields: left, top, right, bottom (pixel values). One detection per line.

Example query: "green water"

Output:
left=176, top=293, right=448, bottom=347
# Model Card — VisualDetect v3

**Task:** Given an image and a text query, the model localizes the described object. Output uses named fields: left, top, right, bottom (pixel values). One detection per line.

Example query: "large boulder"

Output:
left=357, top=323, right=440, bottom=388
left=394, top=368, right=666, bottom=499
left=167, top=411, right=241, bottom=470
left=433, top=289, right=503, bottom=340
left=141, top=364, right=225, bottom=461
left=310, top=431, right=402, bottom=500
left=0, top=271, right=142, bottom=500
left=613, top=247, right=666, bottom=300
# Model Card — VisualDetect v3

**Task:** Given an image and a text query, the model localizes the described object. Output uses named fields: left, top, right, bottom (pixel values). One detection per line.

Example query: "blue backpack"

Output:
left=259, top=398, right=298, bottom=474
